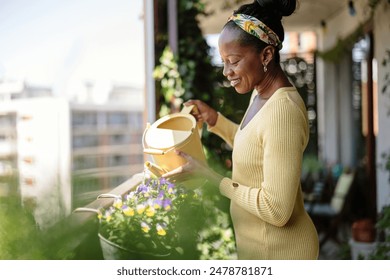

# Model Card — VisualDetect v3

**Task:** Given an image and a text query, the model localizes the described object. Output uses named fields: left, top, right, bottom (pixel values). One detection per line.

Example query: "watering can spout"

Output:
left=144, top=161, right=167, bottom=177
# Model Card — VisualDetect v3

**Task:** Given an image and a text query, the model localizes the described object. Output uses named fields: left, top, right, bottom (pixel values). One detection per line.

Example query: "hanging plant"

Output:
left=316, top=0, right=388, bottom=62
left=153, top=46, right=185, bottom=116
left=317, top=23, right=366, bottom=62
left=381, top=49, right=390, bottom=116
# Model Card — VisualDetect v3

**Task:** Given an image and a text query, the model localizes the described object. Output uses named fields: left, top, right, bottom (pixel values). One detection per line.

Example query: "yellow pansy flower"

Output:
left=141, top=222, right=150, bottom=233
left=145, top=206, right=155, bottom=217
left=122, top=205, right=135, bottom=216
left=113, top=198, right=123, bottom=209
left=156, top=224, right=166, bottom=236
left=136, top=204, right=146, bottom=214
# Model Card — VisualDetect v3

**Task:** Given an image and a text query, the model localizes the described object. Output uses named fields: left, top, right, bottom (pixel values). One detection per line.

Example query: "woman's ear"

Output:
left=261, top=46, right=275, bottom=65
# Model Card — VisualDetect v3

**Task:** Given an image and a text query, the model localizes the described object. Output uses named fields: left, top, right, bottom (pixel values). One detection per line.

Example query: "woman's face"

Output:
left=218, top=28, right=263, bottom=94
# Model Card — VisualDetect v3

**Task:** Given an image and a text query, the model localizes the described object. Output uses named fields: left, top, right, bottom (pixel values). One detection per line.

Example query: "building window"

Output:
left=72, top=135, right=99, bottom=148
left=0, top=114, right=17, bottom=127
left=72, top=112, right=98, bottom=127
left=107, top=112, right=128, bottom=126
left=72, top=156, right=98, bottom=170
left=107, top=155, right=129, bottom=166
left=109, top=134, right=130, bottom=145
left=129, top=112, right=143, bottom=129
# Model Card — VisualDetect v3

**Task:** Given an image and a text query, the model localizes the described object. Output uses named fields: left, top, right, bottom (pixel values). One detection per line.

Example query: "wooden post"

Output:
left=366, top=32, right=377, bottom=221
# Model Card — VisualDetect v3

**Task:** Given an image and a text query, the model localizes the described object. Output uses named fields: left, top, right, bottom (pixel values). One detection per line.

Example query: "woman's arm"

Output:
left=184, top=99, right=239, bottom=148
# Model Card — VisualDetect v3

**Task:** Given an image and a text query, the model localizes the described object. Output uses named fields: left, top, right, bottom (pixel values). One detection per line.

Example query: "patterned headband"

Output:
left=228, top=14, right=282, bottom=50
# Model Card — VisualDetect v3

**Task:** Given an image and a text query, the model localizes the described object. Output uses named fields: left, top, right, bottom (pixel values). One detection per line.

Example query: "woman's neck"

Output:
left=255, top=66, right=292, bottom=99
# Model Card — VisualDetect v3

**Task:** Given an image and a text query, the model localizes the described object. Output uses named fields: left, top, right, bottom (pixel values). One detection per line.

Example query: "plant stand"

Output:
left=349, top=239, right=377, bottom=259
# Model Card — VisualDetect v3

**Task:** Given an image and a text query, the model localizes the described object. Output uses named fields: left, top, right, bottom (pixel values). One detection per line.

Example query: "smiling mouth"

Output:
left=230, top=79, right=240, bottom=87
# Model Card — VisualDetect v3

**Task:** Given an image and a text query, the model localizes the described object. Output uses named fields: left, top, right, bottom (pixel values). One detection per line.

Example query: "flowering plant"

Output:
left=97, top=177, right=192, bottom=257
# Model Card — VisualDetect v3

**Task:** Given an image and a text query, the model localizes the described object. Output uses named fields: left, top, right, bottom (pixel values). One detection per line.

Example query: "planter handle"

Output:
left=73, top=207, right=100, bottom=214
left=97, top=193, right=121, bottom=199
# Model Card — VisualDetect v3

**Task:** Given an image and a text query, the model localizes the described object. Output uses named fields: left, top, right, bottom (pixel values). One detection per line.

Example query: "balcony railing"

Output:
left=45, top=172, right=143, bottom=259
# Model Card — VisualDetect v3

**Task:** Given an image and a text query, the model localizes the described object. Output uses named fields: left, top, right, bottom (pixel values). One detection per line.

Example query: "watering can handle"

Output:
left=181, top=104, right=203, bottom=136
left=181, top=104, right=198, bottom=114
left=143, top=148, right=165, bottom=155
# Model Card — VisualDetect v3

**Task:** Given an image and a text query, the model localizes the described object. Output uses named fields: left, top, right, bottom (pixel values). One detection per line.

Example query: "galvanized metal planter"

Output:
left=98, top=233, right=171, bottom=260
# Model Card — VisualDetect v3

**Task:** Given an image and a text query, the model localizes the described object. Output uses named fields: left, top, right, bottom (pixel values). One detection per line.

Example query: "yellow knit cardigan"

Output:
left=209, top=87, right=319, bottom=259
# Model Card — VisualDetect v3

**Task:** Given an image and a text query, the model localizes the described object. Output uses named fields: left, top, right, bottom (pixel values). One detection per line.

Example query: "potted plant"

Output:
left=368, top=152, right=390, bottom=259
left=367, top=205, right=390, bottom=259
left=349, top=218, right=377, bottom=259
left=96, top=177, right=201, bottom=259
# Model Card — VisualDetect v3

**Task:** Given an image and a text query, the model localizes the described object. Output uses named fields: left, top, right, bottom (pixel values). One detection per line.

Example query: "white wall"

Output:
left=317, top=54, right=354, bottom=168
left=317, top=0, right=390, bottom=212
left=15, top=98, right=72, bottom=228
left=374, top=1, right=390, bottom=211
left=317, top=60, right=340, bottom=166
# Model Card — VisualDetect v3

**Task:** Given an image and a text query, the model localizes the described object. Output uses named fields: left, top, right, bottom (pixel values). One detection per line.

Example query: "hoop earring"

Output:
left=263, top=63, right=268, bottom=73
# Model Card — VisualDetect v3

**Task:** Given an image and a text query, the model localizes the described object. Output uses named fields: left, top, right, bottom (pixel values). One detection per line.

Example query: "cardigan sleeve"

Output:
left=207, top=112, right=239, bottom=149
left=219, top=97, right=308, bottom=227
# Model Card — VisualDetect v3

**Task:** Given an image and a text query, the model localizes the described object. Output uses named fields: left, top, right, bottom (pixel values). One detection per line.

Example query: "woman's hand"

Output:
left=184, top=100, right=218, bottom=127
left=162, top=150, right=223, bottom=186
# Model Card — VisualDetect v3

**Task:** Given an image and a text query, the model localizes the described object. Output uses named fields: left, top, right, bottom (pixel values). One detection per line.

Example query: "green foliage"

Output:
left=153, top=47, right=185, bottom=116
left=368, top=0, right=390, bottom=11
left=197, top=200, right=237, bottom=260
left=368, top=0, right=382, bottom=9
left=377, top=205, right=390, bottom=232
left=0, top=175, right=103, bottom=260
left=381, top=49, right=390, bottom=116
left=0, top=175, right=44, bottom=259
left=302, top=154, right=323, bottom=174
left=154, top=0, right=249, bottom=177
left=369, top=149, right=390, bottom=259
left=380, top=151, right=390, bottom=183
left=96, top=177, right=236, bottom=260
left=0, top=196, right=46, bottom=259
left=317, top=24, right=366, bottom=62
left=369, top=205, right=390, bottom=259
left=98, top=177, right=191, bottom=257
left=318, top=1, right=388, bottom=63
left=338, top=242, right=352, bottom=260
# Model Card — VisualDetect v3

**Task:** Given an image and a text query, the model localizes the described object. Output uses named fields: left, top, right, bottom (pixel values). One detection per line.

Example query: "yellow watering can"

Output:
left=142, top=105, right=206, bottom=178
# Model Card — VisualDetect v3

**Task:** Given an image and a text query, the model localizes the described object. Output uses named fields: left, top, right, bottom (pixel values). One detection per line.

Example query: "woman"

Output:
left=164, top=0, right=319, bottom=260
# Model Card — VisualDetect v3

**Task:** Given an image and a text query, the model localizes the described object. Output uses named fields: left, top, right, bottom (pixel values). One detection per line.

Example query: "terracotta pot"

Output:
left=352, top=219, right=376, bottom=243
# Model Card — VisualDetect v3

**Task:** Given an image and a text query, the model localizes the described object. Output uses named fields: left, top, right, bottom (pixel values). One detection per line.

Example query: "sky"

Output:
left=0, top=0, right=145, bottom=103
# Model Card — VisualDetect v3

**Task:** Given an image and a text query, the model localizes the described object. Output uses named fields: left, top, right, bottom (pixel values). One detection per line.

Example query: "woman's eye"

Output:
left=221, top=59, right=239, bottom=66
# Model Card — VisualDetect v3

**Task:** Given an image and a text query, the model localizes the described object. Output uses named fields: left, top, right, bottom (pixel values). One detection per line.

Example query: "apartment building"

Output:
left=0, top=82, right=144, bottom=228
left=70, top=102, right=144, bottom=209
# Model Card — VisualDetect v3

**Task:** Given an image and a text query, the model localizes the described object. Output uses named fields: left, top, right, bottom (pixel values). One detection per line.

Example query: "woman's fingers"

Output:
left=161, top=150, right=194, bottom=179
left=161, top=165, right=184, bottom=178
left=184, top=100, right=202, bottom=121
left=175, top=149, right=192, bottom=161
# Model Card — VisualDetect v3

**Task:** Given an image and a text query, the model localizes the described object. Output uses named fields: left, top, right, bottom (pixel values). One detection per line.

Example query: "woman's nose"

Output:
left=223, top=64, right=232, bottom=77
